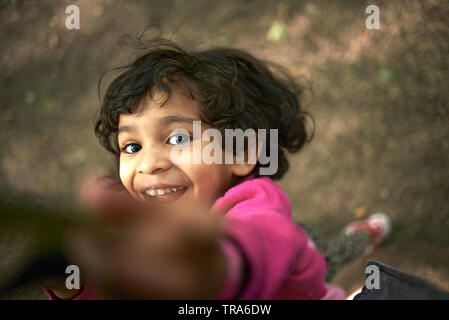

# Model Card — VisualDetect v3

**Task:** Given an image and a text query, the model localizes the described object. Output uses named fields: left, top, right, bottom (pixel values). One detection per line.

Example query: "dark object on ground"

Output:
left=354, top=260, right=449, bottom=300
left=0, top=199, right=93, bottom=297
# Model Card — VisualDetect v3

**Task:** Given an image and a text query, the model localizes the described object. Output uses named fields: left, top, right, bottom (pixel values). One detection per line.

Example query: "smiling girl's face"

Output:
left=117, top=85, right=254, bottom=209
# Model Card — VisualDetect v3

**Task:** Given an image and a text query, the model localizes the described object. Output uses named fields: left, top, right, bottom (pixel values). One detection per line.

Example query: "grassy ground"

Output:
left=0, top=0, right=448, bottom=298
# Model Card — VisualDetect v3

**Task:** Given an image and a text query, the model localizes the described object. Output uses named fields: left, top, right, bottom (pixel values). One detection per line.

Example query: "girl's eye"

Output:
left=122, top=143, right=142, bottom=154
left=168, top=133, right=190, bottom=145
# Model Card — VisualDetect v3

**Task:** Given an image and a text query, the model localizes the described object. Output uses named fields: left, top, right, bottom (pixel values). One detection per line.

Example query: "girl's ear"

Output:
left=230, top=131, right=261, bottom=177
left=231, top=162, right=257, bottom=177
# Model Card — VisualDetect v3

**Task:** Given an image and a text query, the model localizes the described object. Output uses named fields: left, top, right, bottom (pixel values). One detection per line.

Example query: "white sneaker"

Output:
left=343, top=212, right=392, bottom=254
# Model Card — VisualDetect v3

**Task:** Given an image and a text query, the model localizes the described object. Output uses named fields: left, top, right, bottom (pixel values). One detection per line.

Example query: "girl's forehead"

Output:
left=119, top=87, right=202, bottom=125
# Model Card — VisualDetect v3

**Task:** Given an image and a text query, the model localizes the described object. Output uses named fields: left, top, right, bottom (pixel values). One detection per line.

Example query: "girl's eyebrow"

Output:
left=118, top=126, right=135, bottom=134
left=159, top=115, right=198, bottom=125
left=118, top=115, right=198, bottom=134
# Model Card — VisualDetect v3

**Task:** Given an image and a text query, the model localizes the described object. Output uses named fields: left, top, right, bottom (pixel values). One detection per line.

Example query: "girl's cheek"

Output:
left=170, top=146, right=194, bottom=165
left=119, top=162, right=133, bottom=191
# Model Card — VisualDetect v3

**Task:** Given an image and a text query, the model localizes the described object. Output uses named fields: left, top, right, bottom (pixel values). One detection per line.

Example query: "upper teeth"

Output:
left=145, top=187, right=184, bottom=196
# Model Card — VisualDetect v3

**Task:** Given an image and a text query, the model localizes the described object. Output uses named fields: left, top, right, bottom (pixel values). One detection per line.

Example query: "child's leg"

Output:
left=298, top=223, right=370, bottom=281
left=297, top=213, right=391, bottom=282
left=321, top=231, right=370, bottom=281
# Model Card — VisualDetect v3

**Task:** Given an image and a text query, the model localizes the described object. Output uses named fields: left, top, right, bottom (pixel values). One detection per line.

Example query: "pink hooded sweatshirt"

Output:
left=45, top=174, right=344, bottom=300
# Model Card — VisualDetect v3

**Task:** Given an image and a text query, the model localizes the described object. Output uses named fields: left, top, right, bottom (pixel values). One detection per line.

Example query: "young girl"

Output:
left=45, top=38, right=390, bottom=300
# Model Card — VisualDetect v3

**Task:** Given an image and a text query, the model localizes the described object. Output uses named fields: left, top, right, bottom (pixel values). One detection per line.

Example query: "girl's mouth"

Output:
left=142, top=186, right=188, bottom=203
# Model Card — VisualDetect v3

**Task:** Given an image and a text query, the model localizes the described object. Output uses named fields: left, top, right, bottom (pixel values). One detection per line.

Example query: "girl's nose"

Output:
left=136, top=147, right=172, bottom=175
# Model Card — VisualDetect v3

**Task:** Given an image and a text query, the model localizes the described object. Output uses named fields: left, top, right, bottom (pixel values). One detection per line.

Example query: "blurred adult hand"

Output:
left=63, top=174, right=227, bottom=299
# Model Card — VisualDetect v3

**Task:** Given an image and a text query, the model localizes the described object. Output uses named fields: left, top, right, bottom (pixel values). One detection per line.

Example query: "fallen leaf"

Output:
left=354, top=206, right=367, bottom=218
left=267, top=20, right=287, bottom=43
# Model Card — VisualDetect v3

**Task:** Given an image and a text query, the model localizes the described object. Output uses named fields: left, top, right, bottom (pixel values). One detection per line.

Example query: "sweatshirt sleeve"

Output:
left=212, top=176, right=328, bottom=300
left=215, top=238, right=245, bottom=299
left=44, top=278, right=103, bottom=300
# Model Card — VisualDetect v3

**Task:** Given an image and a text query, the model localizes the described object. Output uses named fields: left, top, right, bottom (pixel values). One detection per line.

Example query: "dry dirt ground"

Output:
left=0, top=0, right=448, bottom=299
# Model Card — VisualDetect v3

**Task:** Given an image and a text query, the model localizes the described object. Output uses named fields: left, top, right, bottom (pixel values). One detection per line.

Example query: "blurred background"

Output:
left=0, top=0, right=448, bottom=299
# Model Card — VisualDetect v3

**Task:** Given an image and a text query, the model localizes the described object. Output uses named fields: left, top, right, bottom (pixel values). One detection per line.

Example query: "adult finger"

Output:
left=77, top=173, right=160, bottom=224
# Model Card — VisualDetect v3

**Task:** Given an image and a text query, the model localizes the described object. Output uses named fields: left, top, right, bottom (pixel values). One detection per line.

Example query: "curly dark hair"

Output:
left=95, top=37, right=313, bottom=182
